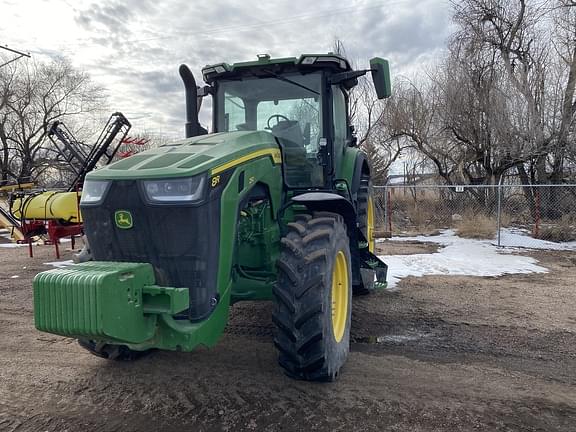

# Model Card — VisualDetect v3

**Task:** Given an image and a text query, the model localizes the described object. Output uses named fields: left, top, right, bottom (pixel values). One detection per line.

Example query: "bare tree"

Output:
left=333, top=39, right=406, bottom=183
left=382, top=76, right=462, bottom=183
left=451, top=0, right=576, bottom=183
left=447, top=0, right=576, bottom=218
left=551, top=0, right=576, bottom=172
left=115, top=131, right=171, bottom=158
left=352, top=76, right=408, bottom=184
left=0, top=56, right=106, bottom=185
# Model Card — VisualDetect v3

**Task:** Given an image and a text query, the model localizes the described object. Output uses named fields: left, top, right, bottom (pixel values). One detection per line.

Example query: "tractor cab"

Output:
left=211, top=67, right=323, bottom=187
left=192, top=54, right=391, bottom=188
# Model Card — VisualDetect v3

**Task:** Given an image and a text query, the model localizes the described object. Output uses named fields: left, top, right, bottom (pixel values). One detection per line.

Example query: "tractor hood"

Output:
left=79, top=129, right=283, bottom=324
left=86, top=130, right=282, bottom=181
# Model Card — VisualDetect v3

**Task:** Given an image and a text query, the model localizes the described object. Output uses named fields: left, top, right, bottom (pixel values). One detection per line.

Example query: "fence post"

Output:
left=533, top=189, right=541, bottom=239
left=497, top=180, right=503, bottom=247
left=383, top=187, right=389, bottom=234
left=387, top=189, right=392, bottom=234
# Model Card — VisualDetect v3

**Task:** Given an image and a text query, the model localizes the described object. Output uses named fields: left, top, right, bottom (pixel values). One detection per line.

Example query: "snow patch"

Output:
left=380, top=230, right=549, bottom=289
left=499, top=228, right=576, bottom=250
left=0, top=243, right=28, bottom=248
left=0, top=229, right=13, bottom=242
left=43, top=260, right=74, bottom=268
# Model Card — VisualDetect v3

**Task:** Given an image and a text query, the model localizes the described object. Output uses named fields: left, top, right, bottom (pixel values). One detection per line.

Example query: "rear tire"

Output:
left=273, top=212, right=352, bottom=381
left=78, top=339, right=151, bottom=361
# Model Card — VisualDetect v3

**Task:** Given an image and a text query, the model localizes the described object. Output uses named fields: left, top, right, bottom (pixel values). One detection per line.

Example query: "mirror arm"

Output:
left=329, top=70, right=368, bottom=88
left=197, top=85, right=214, bottom=97
left=196, top=85, right=214, bottom=113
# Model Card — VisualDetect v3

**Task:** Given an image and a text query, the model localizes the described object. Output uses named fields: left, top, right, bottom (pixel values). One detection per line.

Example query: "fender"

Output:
left=291, top=192, right=356, bottom=237
left=291, top=192, right=388, bottom=292
left=351, top=152, right=369, bottom=197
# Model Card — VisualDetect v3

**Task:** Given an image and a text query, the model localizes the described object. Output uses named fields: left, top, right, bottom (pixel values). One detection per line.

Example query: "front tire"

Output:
left=273, top=212, right=352, bottom=381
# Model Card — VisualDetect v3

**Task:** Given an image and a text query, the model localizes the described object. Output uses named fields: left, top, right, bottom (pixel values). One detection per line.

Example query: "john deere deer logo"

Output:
left=115, top=210, right=133, bottom=229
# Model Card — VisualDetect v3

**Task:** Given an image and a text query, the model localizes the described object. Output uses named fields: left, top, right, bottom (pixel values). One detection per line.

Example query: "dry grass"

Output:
left=386, top=194, right=517, bottom=239
left=403, top=199, right=450, bottom=235
left=536, top=216, right=576, bottom=242
left=396, top=227, right=443, bottom=237
left=456, top=214, right=497, bottom=239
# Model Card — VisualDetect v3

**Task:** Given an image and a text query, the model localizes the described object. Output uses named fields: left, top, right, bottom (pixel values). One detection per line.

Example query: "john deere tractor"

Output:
left=33, top=53, right=390, bottom=381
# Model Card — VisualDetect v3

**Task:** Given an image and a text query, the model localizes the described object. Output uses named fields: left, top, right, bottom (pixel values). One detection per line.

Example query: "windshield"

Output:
left=215, top=73, right=324, bottom=187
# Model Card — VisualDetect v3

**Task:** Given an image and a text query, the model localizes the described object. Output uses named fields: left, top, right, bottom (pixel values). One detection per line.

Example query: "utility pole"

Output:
left=0, top=45, right=30, bottom=68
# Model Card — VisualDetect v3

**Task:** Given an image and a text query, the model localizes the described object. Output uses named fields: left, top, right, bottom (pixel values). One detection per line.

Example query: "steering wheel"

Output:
left=267, top=114, right=290, bottom=129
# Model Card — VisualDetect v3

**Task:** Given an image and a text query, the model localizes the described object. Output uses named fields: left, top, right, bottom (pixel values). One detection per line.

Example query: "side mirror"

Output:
left=369, top=57, right=392, bottom=99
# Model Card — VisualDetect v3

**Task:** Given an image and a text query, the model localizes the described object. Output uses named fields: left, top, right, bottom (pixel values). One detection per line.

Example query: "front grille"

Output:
left=82, top=180, right=220, bottom=321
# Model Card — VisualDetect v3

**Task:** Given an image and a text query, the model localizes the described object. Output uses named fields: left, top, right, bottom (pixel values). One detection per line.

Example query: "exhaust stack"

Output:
left=179, top=64, right=202, bottom=138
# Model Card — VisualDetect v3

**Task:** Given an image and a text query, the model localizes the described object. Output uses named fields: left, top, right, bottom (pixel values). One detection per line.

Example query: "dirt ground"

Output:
left=1, top=239, right=576, bottom=431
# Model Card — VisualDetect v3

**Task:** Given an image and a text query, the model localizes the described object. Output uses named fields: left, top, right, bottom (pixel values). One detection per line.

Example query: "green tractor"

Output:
left=33, top=53, right=391, bottom=381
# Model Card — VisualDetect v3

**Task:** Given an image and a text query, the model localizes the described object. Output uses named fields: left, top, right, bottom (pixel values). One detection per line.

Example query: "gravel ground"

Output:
left=1, top=239, right=576, bottom=431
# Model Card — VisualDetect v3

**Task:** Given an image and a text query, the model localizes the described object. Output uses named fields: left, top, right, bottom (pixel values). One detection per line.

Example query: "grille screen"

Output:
left=82, top=180, right=220, bottom=321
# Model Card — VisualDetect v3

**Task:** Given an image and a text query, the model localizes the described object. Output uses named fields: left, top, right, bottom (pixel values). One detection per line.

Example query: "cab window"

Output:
left=216, top=73, right=324, bottom=187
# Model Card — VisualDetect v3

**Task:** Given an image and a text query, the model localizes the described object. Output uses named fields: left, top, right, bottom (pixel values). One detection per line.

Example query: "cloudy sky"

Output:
left=1, top=0, right=453, bottom=138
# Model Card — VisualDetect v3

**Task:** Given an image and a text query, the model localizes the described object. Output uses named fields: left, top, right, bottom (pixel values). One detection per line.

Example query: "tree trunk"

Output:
left=517, top=164, right=537, bottom=220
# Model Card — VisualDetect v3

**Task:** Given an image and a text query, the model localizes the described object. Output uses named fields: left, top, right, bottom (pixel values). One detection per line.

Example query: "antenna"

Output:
left=0, top=44, right=31, bottom=68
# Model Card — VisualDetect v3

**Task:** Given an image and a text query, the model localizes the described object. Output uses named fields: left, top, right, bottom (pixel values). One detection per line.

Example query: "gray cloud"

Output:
left=54, top=0, right=453, bottom=137
left=76, top=4, right=132, bottom=34
left=74, top=0, right=159, bottom=38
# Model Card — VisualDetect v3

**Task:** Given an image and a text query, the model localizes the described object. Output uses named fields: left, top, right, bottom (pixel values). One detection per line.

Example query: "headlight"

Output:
left=80, top=180, right=110, bottom=204
left=142, top=176, right=206, bottom=203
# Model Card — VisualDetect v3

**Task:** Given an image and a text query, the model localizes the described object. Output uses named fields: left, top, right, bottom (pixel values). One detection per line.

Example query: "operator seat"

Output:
left=271, top=120, right=310, bottom=185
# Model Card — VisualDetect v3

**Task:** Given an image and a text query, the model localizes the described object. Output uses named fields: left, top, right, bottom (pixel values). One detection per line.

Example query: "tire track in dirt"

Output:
left=2, top=246, right=576, bottom=430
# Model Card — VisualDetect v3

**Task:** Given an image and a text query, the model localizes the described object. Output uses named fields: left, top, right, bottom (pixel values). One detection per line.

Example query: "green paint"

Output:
left=86, top=131, right=280, bottom=181
left=340, top=146, right=361, bottom=187
left=34, top=262, right=163, bottom=343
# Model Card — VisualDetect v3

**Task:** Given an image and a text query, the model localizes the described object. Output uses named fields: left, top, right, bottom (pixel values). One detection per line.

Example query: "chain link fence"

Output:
left=373, top=184, right=576, bottom=248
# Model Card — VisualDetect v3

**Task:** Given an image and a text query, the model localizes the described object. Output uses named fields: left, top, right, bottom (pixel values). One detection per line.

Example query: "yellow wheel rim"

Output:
left=331, top=250, right=349, bottom=343
left=367, top=196, right=375, bottom=253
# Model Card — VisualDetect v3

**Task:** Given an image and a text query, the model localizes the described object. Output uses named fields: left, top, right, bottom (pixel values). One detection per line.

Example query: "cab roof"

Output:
left=201, top=53, right=353, bottom=84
